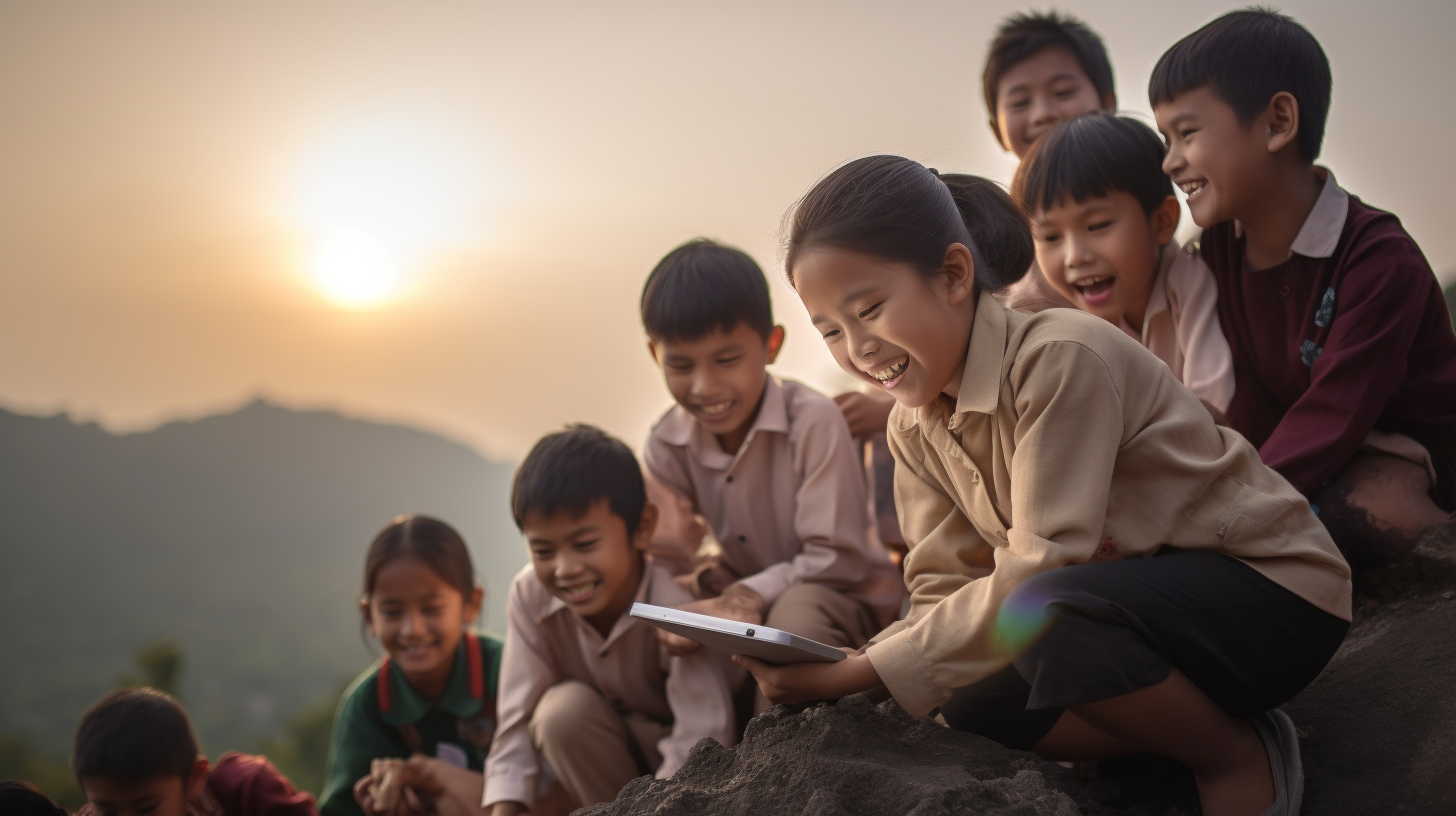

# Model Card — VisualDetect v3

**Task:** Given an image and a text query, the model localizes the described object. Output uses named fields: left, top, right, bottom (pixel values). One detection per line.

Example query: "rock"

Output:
left=583, top=540, right=1456, bottom=816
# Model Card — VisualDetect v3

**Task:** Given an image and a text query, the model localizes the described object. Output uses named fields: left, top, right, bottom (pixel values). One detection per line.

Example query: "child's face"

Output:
left=364, top=557, right=482, bottom=693
left=81, top=762, right=206, bottom=816
left=1155, top=86, right=1270, bottom=228
left=523, top=498, right=654, bottom=635
left=1031, top=190, right=1179, bottom=328
left=649, top=322, right=783, bottom=451
left=794, top=245, right=975, bottom=410
left=995, top=46, right=1112, bottom=159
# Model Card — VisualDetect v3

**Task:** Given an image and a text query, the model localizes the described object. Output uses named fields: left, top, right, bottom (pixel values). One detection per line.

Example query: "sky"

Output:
left=2, top=0, right=1452, bottom=462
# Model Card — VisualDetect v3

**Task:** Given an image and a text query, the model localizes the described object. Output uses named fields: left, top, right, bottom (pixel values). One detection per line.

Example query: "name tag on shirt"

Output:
left=435, top=741, right=468, bottom=769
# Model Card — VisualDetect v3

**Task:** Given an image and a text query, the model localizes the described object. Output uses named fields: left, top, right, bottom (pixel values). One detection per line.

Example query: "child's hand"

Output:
left=734, top=649, right=883, bottom=705
left=656, top=585, right=766, bottom=656
left=833, top=391, right=896, bottom=439
left=360, top=757, right=438, bottom=816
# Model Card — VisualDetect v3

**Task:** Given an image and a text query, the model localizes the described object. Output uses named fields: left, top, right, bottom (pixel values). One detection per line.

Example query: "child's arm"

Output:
left=482, top=577, right=561, bottom=814
left=319, top=686, right=410, bottom=816
left=1255, top=233, right=1439, bottom=495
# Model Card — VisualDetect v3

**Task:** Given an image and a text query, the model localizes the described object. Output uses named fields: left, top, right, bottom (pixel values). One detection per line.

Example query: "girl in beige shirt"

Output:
left=737, top=156, right=1351, bottom=816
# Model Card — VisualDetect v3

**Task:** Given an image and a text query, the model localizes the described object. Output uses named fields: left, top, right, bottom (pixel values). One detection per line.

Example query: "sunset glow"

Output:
left=294, top=124, right=475, bottom=306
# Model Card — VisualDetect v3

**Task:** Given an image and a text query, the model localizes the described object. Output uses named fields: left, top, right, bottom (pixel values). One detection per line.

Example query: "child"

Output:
left=320, top=516, right=503, bottom=816
left=740, top=155, right=1352, bottom=816
left=0, top=782, right=67, bottom=816
left=983, top=11, right=1117, bottom=312
left=639, top=239, right=903, bottom=668
left=73, top=687, right=316, bottom=816
left=1013, top=112, right=1234, bottom=417
left=1150, top=9, right=1456, bottom=569
left=484, top=425, right=737, bottom=815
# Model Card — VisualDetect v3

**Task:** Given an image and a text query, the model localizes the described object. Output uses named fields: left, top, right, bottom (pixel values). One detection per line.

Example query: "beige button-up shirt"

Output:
left=483, top=564, right=737, bottom=808
left=1117, top=241, right=1235, bottom=415
left=645, top=376, right=903, bottom=625
left=865, top=292, right=1351, bottom=718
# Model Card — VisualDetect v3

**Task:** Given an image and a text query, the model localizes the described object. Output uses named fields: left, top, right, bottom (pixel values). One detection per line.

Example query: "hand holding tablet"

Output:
left=630, top=602, right=846, bottom=664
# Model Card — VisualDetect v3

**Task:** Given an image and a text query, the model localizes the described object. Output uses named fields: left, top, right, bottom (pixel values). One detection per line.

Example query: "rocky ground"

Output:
left=581, top=539, right=1456, bottom=816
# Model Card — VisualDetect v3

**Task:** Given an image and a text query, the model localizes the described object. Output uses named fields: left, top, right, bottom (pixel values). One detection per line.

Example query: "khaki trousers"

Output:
left=529, top=680, right=668, bottom=810
left=754, top=583, right=880, bottom=713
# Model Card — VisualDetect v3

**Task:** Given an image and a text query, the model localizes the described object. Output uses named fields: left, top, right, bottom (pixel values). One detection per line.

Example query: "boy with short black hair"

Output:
left=484, top=424, right=736, bottom=816
left=983, top=11, right=1117, bottom=314
left=640, top=240, right=902, bottom=684
left=73, top=687, right=316, bottom=816
left=1152, top=8, right=1456, bottom=569
left=1013, top=112, right=1234, bottom=416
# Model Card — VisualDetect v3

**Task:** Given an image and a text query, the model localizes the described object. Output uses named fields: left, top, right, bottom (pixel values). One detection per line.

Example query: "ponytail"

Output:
left=784, top=155, right=1031, bottom=294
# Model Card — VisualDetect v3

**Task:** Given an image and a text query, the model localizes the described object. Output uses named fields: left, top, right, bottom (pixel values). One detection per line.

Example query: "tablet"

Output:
left=630, top=602, right=846, bottom=664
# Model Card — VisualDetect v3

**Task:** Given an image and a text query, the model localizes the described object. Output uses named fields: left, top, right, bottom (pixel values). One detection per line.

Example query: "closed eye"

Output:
left=1088, top=221, right=1113, bottom=232
left=574, top=538, right=601, bottom=551
left=857, top=302, right=882, bottom=319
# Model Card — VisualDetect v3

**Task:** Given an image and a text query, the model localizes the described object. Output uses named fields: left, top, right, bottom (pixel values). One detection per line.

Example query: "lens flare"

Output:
left=312, top=232, right=399, bottom=307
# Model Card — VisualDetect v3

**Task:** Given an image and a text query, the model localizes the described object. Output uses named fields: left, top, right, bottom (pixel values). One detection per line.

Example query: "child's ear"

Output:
left=765, top=325, right=786, bottom=364
left=991, top=116, right=1011, bottom=152
left=1151, top=195, right=1181, bottom=245
left=185, top=756, right=210, bottom=802
left=646, top=338, right=660, bottom=364
left=360, top=597, right=375, bottom=635
left=1265, top=91, right=1301, bottom=155
left=634, top=501, right=660, bottom=550
left=465, top=585, right=485, bottom=622
left=1100, top=91, right=1117, bottom=112
left=942, top=243, right=977, bottom=305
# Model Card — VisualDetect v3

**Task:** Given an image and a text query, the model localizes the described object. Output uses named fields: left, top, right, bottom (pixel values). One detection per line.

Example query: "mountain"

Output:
left=0, top=400, right=526, bottom=758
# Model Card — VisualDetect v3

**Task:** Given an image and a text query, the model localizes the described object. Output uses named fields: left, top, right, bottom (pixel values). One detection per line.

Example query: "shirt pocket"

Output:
left=1184, top=476, right=1296, bottom=540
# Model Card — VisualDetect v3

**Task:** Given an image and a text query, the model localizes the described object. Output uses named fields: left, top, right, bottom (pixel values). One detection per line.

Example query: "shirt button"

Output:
left=1279, top=285, right=1291, bottom=297
left=971, top=471, right=980, bottom=483
left=726, top=475, right=734, bottom=483
left=737, top=535, right=746, bottom=542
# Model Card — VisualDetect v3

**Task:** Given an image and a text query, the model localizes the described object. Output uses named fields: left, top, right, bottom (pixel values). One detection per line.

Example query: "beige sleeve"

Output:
left=482, top=575, right=558, bottom=809
left=867, top=341, right=1124, bottom=716
left=657, top=649, right=738, bottom=778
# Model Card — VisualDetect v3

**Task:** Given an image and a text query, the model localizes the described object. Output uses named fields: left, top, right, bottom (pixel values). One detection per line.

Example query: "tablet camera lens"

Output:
left=746, top=628, right=755, bottom=637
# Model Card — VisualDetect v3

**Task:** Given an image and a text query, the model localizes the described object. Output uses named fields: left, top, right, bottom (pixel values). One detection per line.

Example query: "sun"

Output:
left=312, top=232, right=400, bottom=307
left=293, top=124, right=475, bottom=308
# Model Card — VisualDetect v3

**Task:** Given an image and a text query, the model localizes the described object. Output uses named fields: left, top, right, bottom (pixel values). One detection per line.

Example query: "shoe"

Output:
left=1251, top=709, right=1303, bottom=816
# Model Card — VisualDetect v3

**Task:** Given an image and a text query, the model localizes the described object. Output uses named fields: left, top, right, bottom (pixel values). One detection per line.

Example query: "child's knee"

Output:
left=1313, top=454, right=1433, bottom=569
left=530, top=680, right=609, bottom=747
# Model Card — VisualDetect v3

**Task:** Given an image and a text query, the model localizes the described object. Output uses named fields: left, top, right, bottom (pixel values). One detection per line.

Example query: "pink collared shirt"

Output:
left=1116, top=241, right=1235, bottom=415
left=645, top=376, right=904, bottom=625
left=482, top=564, right=738, bottom=808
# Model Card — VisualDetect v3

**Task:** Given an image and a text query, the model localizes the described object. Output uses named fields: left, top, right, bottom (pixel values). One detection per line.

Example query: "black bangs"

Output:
left=512, top=424, right=646, bottom=536
left=1013, top=113, right=1174, bottom=218
left=1149, top=7, right=1331, bottom=161
left=641, top=239, right=773, bottom=343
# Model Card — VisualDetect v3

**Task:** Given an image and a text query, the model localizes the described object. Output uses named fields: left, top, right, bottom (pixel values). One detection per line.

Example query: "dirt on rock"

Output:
left=582, top=541, right=1456, bottom=816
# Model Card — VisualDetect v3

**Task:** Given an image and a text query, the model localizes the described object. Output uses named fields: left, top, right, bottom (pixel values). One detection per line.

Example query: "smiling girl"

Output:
left=320, top=515, right=502, bottom=816
left=737, top=156, right=1352, bottom=816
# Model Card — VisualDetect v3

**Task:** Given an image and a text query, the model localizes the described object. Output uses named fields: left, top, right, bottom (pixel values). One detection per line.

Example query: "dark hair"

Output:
left=983, top=11, right=1116, bottom=138
left=1013, top=113, right=1175, bottom=217
left=0, top=782, right=67, bottom=816
left=512, top=424, right=647, bottom=536
left=72, top=688, right=199, bottom=783
left=641, top=239, right=774, bottom=342
left=363, top=515, right=476, bottom=601
left=784, top=156, right=1032, bottom=294
left=1149, top=7, right=1331, bottom=161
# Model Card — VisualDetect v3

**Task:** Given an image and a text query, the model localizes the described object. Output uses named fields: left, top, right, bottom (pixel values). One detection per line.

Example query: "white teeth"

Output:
left=1180, top=181, right=1206, bottom=198
left=873, top=360, right=907, bottom=382
left=1074, top=276, right=1112, bottom=288
left=699, top=402, right=731, bottom=416
left=560, top=581, right=598, bottom=601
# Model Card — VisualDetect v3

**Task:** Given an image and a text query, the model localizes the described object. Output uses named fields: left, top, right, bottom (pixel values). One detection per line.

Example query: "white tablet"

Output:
left=630, top=602, right=846, bottom=664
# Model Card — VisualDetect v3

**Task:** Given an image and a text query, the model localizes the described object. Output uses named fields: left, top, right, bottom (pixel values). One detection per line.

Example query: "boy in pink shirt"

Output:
left=485, top=425, right=736, bottom=815
left=640, top=240, right=902, bottom=685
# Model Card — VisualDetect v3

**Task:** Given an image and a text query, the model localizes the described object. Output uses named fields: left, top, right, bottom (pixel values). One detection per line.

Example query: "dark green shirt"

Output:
left=319, top=633, right=503, bottom=816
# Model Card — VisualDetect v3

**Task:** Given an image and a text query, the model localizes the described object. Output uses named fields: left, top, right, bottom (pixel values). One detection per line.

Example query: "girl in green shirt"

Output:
left=320, top=515, right=503, bottom=816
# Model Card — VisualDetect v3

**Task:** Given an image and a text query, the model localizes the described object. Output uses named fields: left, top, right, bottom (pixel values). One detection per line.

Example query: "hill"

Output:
left=0, top=400, right=525, bottom=762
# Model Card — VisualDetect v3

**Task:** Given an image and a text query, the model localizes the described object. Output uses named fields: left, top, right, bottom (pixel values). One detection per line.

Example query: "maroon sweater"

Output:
left=1203, top=187, right=1456, bottom=510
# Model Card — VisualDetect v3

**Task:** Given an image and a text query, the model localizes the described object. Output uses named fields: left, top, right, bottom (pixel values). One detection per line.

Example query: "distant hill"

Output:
left=0, top=400, right=525, bottom=757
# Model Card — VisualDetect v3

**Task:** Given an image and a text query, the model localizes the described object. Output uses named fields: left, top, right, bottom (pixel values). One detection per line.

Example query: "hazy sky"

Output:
left=3, top=1, right=1452, bottom=461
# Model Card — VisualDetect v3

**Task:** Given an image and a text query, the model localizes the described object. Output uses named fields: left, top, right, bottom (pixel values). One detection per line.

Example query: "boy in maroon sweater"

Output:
left=74, top=688, right=317, bottom=816
left=1151, top=9, right=1456, bottom=571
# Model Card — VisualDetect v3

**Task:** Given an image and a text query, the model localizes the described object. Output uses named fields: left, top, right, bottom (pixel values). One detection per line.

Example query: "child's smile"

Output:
left=525, top=498, right=651, bottom=637
left=871, top=357, right=909, bottom=390
left=365, top=556, right=479, bottom=698
left=650, top=321, right=783, bottom=455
